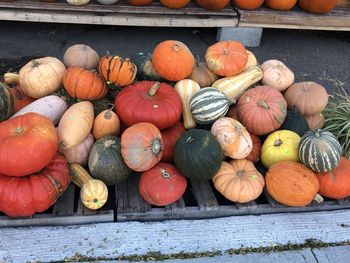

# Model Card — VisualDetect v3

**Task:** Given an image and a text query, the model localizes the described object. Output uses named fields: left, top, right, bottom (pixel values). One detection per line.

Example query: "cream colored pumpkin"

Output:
left=60, top=133, right=94, bottom=166
left=174, top=79, right=201, bottom=129
left=261, top=59, right=294, bottom=92
left=211, top=117, right=252, bottom=159
left=19, top=57, right=66, bottom=98
left=245, top=50, right=258, bottom=69
left=66, top=0, right=90, bottom=5
left=92, top=109, right=121, bottom=140
left=63, top=44, right=100, bottom=70
left=80, top=179, right=108, bottom=210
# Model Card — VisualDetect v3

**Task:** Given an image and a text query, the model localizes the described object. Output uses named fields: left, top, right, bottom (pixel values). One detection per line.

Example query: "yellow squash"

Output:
left=80, top=179, right=108, bottom=210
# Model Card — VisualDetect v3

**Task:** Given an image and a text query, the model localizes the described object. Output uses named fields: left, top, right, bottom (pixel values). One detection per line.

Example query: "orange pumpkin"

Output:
left=98, top=55, right=137, bottom=87
left=63, top=67, right=107, bottom=101
left=265, top=0, right=297, bottom=10
left=127, top=0, right=152, bottom=5
left=160, top=0, right=190, bottom=9
left=205, top=41, right=248, bottom=77
left=92, top=109, right=121, bottom=140
left=298, top=0, right=338, bottom=14
left=121, top=122, right=163, bottom=172
left=152, top=40, right=195, bottom=81
left=305, top=113, right=325, bottom=130
left=266, top=161, right=321, bottom=207
left=233, top=0, right=264, bottom=10
left=246, top=132, right=261, bottom=163
left=196, top=0, right=231, bottom=10
left=212, top=159, right=265, bottom=203
left=10, top=86, right=35, bottom=113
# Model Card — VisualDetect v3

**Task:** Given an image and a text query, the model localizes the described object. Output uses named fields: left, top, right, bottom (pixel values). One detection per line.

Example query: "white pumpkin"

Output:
left=66, top=0, right=90, bottom=5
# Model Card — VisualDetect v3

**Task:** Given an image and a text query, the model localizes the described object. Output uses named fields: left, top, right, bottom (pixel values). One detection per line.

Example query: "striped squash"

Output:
left=0, top=82, right=14, bottom=121
left=212, top=66, right=263, bottom=105
left=299, top=129, right=342, bottom=173
left=80, top=179, right=108, bottom=210
left=189, top=87, right=229, bottom=124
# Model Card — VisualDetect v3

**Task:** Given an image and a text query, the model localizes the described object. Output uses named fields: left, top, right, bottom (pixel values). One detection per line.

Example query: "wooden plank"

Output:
left=52, top=184, right=75, bottom=216
left=263, top=189, right=281, bottom=208
left=77, top=200, right=96, bottom=216
left=116, top=181, right=128, bottom=213
left=338, top=0, right=350, bottom=8
left=236, top=201, right=257, bottom=210
left=165, top=198, right=186, bottom=212
left=190, top=180, right=219, bottom=211
left=127, top=174, right=151, bottom=213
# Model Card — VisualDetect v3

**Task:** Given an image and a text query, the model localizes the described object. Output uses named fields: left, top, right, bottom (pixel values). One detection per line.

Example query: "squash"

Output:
left=305, top=113, right=325, bottom=130
left=212, top=66, right=263, bottom=105
left=152, top=40, right=195, bottom=81
left=190, top=87, right=229, bottom=124
left=0, top=82, right=14, bottom=121
left=196, top=0, right=231, bottom=10
left=139, top=162, right=187, bottom=206
left=160, top=0, right=190, bottom=9
left=245, top=50, right=258, bottom=69
left=89, top=135, right=131, bottom=185
left=280, top=107, right=309, bottom=136
left=213, top=160, right=265, bottom=203
left=246, top=132, right=261, bottom=163
left=189, top=61, right=218, bottom=88
left=174, top=79, right=201, bottom=129
left=266, top=161, right=322, bottom=207
left=233, top=0, right=264, bottom=10
left=58, top=101, right=94, bottom=150
left=261, top=130, right=301, bottom=168
left=174, top=129, right=223, bottom=181
left=19, top=57, right=66, bottom=98
left=11, top=95, right=67, bottom=125
left=211, top=117, right=252, bottom=159
left=298, top=0, right=338, bottom=14
left=299, top=129, right=342, bottom=172
left=92, top=109, right=120, bottom=140
left=265, top=0, right=297, bottom=10
left=63, top=44, right=100, bottom=69
left=132, top=52, right=162, bottom=81
left=161, top=121, right=186, bottom=162
left=121, top=122, right=163, bottom=172
left=261, top=60, right=295, bottom=92
left=70, top=163, right=95, bottom=187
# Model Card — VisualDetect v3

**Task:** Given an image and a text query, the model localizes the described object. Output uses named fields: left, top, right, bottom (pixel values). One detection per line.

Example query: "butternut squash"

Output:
left=60, top=133, right=94, bottom=166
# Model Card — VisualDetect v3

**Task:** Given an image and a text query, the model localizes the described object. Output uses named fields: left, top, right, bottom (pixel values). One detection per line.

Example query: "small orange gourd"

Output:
left=92, top=109, right=121, bottom=140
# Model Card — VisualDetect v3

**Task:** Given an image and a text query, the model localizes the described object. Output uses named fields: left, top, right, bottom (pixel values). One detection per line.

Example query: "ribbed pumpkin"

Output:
left=265, top=0, right=297, bottom=10
left=237, top=86, right=287, bottom=135
left=88, top=136, right=131, bottom=185
left=233, top=0, right=264, bottom=9
left=98, top=55, right=137, bottom=87
left=317, top=157, right=350, bottom=199
left=128, top=0, right=152, bottom=5
left=266, top=161, right=321, bottom=207
left=261, top=130, right=301, bottom=168
left=305, top=113, right=325, bottom=130
left=81, top=179, right=109, bottom=210
left=261, top=60, right=295, bottom=92
left=205, top=41, right=248, bottom=77
left=280, top=107, right=309, bottom=136
left=63, top=44, right=100, bottom=70
left=196, top=0, right=231, bottom=10
left=190, top=87, right=229, bottom=124
left=121, top=122, right=163, bottom=172
left=213, top=160, right=265, bottom=203
left=211, top=117, right=252, bottom=159
left=160, top=0, right=190, bottom=8
left=0, top=82, right=14, bottom=121
left=298, top=0, right=338, bottom=14
left=299, top=129, right=342, bottom=172
left=92, top=109, right=120, bottom=140
left=63, top=67, right=107, bottom=101
left=189, top=61, right=219, bottom=88
left=132, top=52, right=162, bottom=81
left=60, top=133, right=94, bottom=166
left=139, top=162, right=187, bottom=206
left=246, top=132, right=261, bottom=163
left=152, top=40, right=195, bottom=81
left=115, top=81, right=182, bottom=130
left=161, top=121, right=186, bottom=162
left=174, top=129, right=223, bottom=181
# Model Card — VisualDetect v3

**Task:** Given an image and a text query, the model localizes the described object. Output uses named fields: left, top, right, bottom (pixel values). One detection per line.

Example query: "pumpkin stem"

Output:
left=313, top=194, right=324, bottom=204
left=152, top=139, right=161, bottom=155
left=148, top=82, right=160, bottom=96
left=15, top=127, right=23, bottom=134
left=104, top=140, right=115, bottom=148
left=104, top=110, right=113, bottom=120
left=173, top=44, right=180, bottom=52
left=186, top=136, right=195, bottom=143
left=274, top=139, right=283, bottom=147
left=161, top=169, right=171, bottom=180
left=257, top=99, right=269, bottom=109
left=302, top=83, right=310, bottom=92
left=223, top=48, right=229, bottom=55
left=31, top=60, right=40, bottom=67
left=3, top=72, right=19, bottom=85
left=236, top=170, right=245, bottom=177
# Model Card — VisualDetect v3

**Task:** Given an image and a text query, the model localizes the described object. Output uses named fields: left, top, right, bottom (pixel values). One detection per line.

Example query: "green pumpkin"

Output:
left=133, top=52, right=163, bottom=81
left=174, top=129, right=223, bottom=181
left=88, top=135, right=131, bottom=186
left=280, top=106, right=309, bottom=136
left=0, top=82, right=14, bottom=121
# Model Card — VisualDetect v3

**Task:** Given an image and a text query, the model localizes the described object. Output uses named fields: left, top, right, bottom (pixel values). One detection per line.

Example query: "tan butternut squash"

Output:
left=70, top=163, right=94, bottom=188
left=60, top=133, right=94, bottom=166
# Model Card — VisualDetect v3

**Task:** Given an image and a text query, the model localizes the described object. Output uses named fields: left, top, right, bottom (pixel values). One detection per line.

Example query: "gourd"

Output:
left=0, top=82, right=14, bottom=121
left=63, top=44, right=100, bottom=69
left=92, top=109, right=121, bottom=140
left=245, top=50, right=258, bottom=69
left=261, top=60, right=295, bottom=92
left=189, top=61, right=218, bottom=88
left=66, top=0, right=90, bottom=5
left=280, top=107, right=309, bottom=136
left=161, top=121, right=186, bottom=162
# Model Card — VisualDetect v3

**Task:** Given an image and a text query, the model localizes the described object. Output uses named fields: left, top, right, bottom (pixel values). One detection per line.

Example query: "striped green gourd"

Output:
left=0, top=82, right=14, bottom=121
left=189, top=87, right=229, bottom=124
left=298, top=129, right=342, bottom=172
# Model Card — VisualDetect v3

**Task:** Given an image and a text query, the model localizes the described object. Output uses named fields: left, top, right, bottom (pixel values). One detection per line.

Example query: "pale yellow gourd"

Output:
left=66, top=0, right=90, bottom=5
left=245, top=50, right=258, bottom=69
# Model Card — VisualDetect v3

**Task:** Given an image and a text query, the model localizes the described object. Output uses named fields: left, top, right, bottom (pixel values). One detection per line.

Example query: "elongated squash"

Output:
left=70, top=163, right=94, bottom=187
left=212, top=66, right=263, bottom=104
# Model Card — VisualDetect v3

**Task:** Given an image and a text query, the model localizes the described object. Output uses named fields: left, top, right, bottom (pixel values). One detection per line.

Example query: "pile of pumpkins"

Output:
left=0, top=37, right=349, bottom=219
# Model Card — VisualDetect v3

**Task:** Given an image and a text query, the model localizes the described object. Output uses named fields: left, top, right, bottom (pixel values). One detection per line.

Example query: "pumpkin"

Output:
left=152, top=40, right=195, bottom=81
left=189, top=61, right=219, bottom=88
left=10, top=86, right=35, bottom=113
left=245, top=50, right=258, bottom=69
left=174, top=79, right=201, bottom=129
left=211, top=117, right=253, bottom=159
left=280, top=107, right=309, bottom=136
left=233, top=0, right=264, bottom=10
left=98, top=55, right=137, bottom=87
left=266, top=161, right=322, bottom=207
left=139, top=162, right=187, bottom=206
left=89, top=136, right=131, bottom=185
left=261, top=130, right=301, bottom=168
left=174, top=129, right=223, bottom=181
left=317, top=157, right=350, bottom=199
left=226, top=105, right=240, bottom=120
left=115, top=81, right=182, bottom=130
left=205, top=41, right=248, bottom=77
left=0, top=154, right=70, bottom=218
left=11, top=95, right=67, bottom=125
left=246, top=132, right=261, bottom=163
left=63, top=44, right=100, bottom=69
left=132, top=52, right=162, bottom=81
left=81, top=179, right=108, bottom=210
left=58, top=101, right=94, bottom=150
left=19, top=57, right=66, bottom=99
left=213, top=160, right=265, bottom=203
left=63, top=67, right=107, bottom=101
left=0, top=82, right=14, bottom=121
left=92, top=109, right=120, bottom=140
left=284, top=81, right=329, bottom=115
left=66, top=0, right=90, bottom=5
left=261, top=60, right=295, bottom=92
left=161, top=121, right=186, bottom=162
left=0, top=113, right=58, bottom=177
left=299, top=129, right=342, bottom=172
left=212, top=66, right=263, bottom=105
left=298, top=0, right=338, bottom=14
left=264, top=0, right=297, bottom=10
left=97, top=0, right=119, bottom=4
left=196, top=0, right=231, bottom=10
left=160, top=0, right=190, bottom=9
left=121, top=122, right=163, bottom=172
left=59, top=133, right=94, bottom=166
left=128, top=0, right=152, bottom=5
left=305, top=113, right=325, bottom=130
left=190, top=87, right=229, bottom=124
left=237, top=86, right=287, bottom=135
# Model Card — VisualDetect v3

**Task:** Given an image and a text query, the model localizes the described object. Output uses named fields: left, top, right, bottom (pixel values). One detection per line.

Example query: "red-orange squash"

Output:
left=246, top=132, right=262, bottom=163
left=128, top=0, right=152, bottom=5
left=298, top=0, right=338, bottom=14
left=161, top=121, right=186, bottom=162
left=233, top=0, right=264, bottom=10
left=10, top=86, right=35, bottom=113
left=265, top=0, right=297, bottom=10
left=0, top=113, right=58, bottom=177
left=160, top=0, right=190, bottom=9
left=196, top=0, right=231, bottom=10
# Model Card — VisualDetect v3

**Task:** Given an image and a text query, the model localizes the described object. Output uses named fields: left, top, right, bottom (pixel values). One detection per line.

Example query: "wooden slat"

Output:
left=191, top=180, right=219, bottom=211
left=263, top=189, right=281, bottom=208
left=338, top=0, right=350, bottom=7
left=52, top=184, right=75, bottom=216
left=165, top=198, right=186, bottom=212
left=236, top=201, right=258, bottom=210
left=127, top=174, right=151, bottom=213
left=116, top=181, right=128, bottom=213
left=77, top=200, right=96, bottom=216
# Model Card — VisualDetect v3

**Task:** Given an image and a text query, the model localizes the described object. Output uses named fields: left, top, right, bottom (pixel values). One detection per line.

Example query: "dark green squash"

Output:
left=174, top=129, right=223, bottom=181
left=0, top=82, right=14, bottom=121
left=133, top=52, right=163, bottom=81
left=88, top=135, right=131, bottom=186
left=280, top=106, right=309, bottom=136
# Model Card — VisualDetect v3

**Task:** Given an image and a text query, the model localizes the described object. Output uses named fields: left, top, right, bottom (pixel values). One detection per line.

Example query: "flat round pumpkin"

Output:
left=298, top=0, right=338, bottom=14
left=63, top=44, right=100, bottom=69
left=233, top=0, right=264, bottom=10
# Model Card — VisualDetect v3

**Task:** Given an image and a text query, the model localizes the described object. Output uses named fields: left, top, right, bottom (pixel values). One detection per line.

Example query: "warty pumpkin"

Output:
left=196, top=0, right=231, bottom=10
left=246, top=132, right=261, bottom=163
left=298, top=0, right=338, bottom=14
left=189, top=61, right=219, bottom=88
left=160, top=0, right=190, bottom=9
left=0, top=82, right=14, bottom=121
left=233, top=0, right=264, bottom=10
left=265, top=0, right=297, bottom=10
left=63, top=44, right=100, bottom=70
left=161, top=121, right=186, bottom=162
left=261, top=60, right=295, bottom=92
left=92, top=109, right=120, bottom=140
left=280, top=107, right=309, bottom=136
